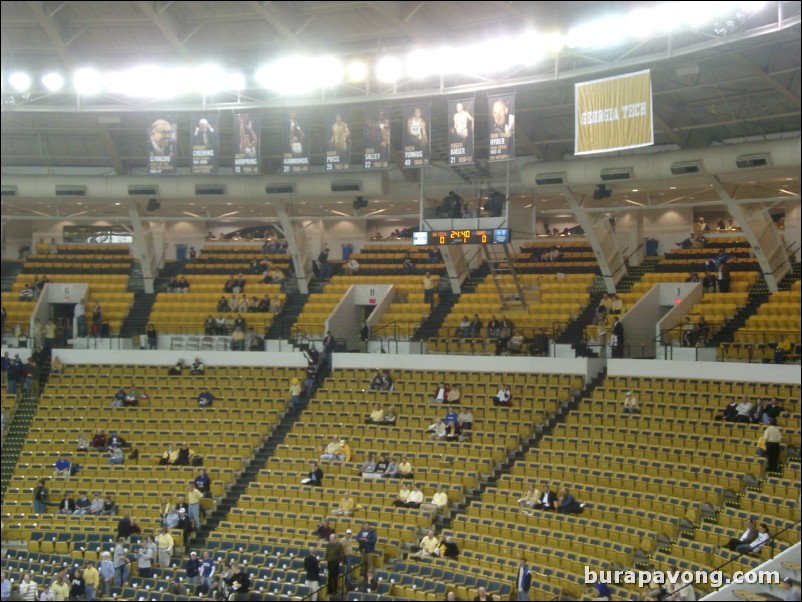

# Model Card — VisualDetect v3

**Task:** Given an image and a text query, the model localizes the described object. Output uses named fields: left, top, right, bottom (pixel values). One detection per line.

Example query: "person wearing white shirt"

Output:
left=346, top=258, right=360, bottom=275
left=763, top=419, right=783, bottom=472
left=493, top=384, right=512, bottom=407
left=428, top=418, right=447, bottom=440
left=736, top=523, right=770, bottom=554
left=402, top=484, right=424, bottom=508
left=622, top=391, right=640, bottom=414
left=735, top=398, right=754, bottom=423
left=457, top=408, right=474, bottom=429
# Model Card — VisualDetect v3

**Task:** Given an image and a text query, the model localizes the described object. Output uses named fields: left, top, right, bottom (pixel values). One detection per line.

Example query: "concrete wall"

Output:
left=607, top=359, right=801, bottom=385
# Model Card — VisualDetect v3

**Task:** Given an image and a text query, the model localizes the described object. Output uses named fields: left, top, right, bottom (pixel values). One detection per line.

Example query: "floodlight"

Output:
left=9, top=72, right=31, bottom=93
left=41, top=72, right=64, bottom=92
left=345, top=61, right=368, bottom=83
left=376, top=56, right=402, bottom=83
left=74, top=68, right=103, bottom=95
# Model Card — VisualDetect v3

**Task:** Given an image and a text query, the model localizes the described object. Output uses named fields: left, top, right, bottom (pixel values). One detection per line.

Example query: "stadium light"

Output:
left=74, top=68, right=103, bottom=95
left=41, top=72, right=64, bottom=92
left=376, top=56, right=402, bottom=83
left=9, top=72, right=31, bottom=92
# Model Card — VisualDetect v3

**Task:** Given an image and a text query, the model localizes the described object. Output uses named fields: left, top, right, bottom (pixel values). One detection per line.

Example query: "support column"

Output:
left=562, top=187, right=626, bottom=293
left=275, top=199, right=309, bottom=294
left=126, top=200, right=155, bottom=294
left=711, top=177, right=789, bottom=292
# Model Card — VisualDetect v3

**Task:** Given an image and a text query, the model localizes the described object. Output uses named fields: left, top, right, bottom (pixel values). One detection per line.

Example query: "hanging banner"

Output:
left=575, top=69, right=653, bottom=155
left=487, top=92, right=515, bottom=162
left=233, top=113, right=260, bottom=175
left=190, top=113, right=219, bottom=175
left=326, top=109, right=352, bottom=171
left=282, top=110, right=309, bottom=174
left=448, top=98, right=475, bottom=166
left=147, top=115, right=177, bottom=175
left=402, top=102, right=431, bottom=168
left=363, top=108, right=391, bottom=170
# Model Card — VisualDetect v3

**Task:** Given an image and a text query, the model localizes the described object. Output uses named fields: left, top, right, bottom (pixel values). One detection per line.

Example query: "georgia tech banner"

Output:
left=575, top=69, right=653, bottom=155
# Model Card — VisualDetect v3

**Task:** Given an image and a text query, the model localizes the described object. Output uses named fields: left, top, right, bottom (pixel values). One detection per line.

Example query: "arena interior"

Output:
left=1, top=2, right=800, bottom=601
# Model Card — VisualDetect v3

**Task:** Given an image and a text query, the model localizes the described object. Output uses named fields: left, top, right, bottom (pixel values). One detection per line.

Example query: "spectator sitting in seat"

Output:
left=319, top=435, right=342, bottom=461
left=622, top=391, right=640, bottom=414
left=92, top=429, right=107, bottom=450
left=190, top=358, right=205, bottom=375
left=456, top=316, right=471, bottom=339
left=50, top=355, right=64, bottom=374
left=159, top=444, right=179, bottom=466
left=124, top=385, right=146, bottom=407
left=532, top=485, right=558, bottom=510
left=381, top=370, right=394, bottom=391
left=735, top=523, right=770, bottom=554
left=716, top=396, right=738, bottom=421
left=413, top=530, right=440, bottom=558
left=332, top=491, right=356, bottom=517
left=392, top=483, right=411, bottom=507
left=382, top=406, right=397, bottom=424
left=431, top=381, right=450, bottom=404
left=368, top=370, right=384, bottom=391
left=486, top=315, right=500, bottom=339
left=437, top=535, right=460, bottom=559
left=427, top=485, right=449, bottom=513
left=457, top=407, right=474, bottom=430
left=359, top=454, right=377, bottom=476
left=609, top=294, right=623, bottom=315
left=108, top=443, right=124, bottom=466
left=445, top=383, right=461, bottom=405
left=203, top=314, right=217, bottom=337
left=77, top=432, right=90, bottom=452
left=734, top=397, right=754, bottom=423
left=469, top=314, right=483, bottom=338
left=696, top=315, right=710, bottom=346
left=774, top=336, right=792, bottom=364
left=168, top=359, right=185, bottom=376
left=529, top=329, right=549, bottom=356
left=216, top=297, right=229, bottom=313
left=301, top=461, right=323, bottom=486
left=314, top=518, right=335, bottom=543
left=681, top=316, right=696, bottom=347
left=231, top=327, right=245, bottom=351
left=556, top=487, right=585, bottom=514
left=18, top=284, right=36, bottom=302
left=111, top=387, right=127, bottom=408
left=384, top=456, right=400, bottom=478
left=345, top=258, right=360, bottom=275
left=428, top=418, right=447, bottom=440
left=54, top=453, right=72, bottom=477
left=398, top=457, right=414, bottom=479
left=269, top=294, right=283, bottom=316
left=174, top=443, right=193, bottom=466
left=507, top=329, right=525, bottom=354
left=58, top=493, right=76, bottom=513
left=197, top=387, right=214, bottom=408
left=213, top=314, right=226, bottom=335
left=492, top=384, right=512, bottom=407
left=518, top=484, right=542, bottom=515
left=366, top=404, right=385, bottom=424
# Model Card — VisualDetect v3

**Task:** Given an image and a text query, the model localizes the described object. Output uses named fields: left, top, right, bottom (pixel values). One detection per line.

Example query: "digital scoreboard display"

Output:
left=412, top=228, right=511, bottom=246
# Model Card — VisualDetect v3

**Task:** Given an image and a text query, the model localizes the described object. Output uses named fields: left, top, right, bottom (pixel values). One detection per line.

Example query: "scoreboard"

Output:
left=412, top=228, right=510, bottom=246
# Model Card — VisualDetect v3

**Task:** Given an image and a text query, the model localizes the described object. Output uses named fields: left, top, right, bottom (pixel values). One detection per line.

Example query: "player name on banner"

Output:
left=191, top=113, right=219, bottom=175
left=448, top=98, right=475, bottom=166
left=282, top=110, right=309, bottom=174
left=363, top=108, right=391, bottom=170
left=575, top=69, right=653, bottom=155
left=326, top=109, right=352, bottom=171
left=402, top=102, right=431, bottom=168
left=147, top=114, right=177, bottom=175
left=233, top=113, right=260, bottom=175
left=487, top=93, right=515, bottom=163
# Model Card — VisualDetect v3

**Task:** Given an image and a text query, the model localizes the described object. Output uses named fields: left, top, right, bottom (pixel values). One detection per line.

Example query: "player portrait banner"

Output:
left=190, top=113, right=219, bottom=175
left=402, top=102, right=431, bottom=168
left=575, top=69, right=653, bottom=155
left=326, top=109, right=352, bottom=171
left=487, top=93, right=515, bottom=163
left=147, top=114, right=177, bottom=175
left=448, top=98, right=475, bottom=166
left=363, top=107, right=391, bottom=170
left=282, top=110, right=309, bottom=174
left=233, top=113, right=261, bottom=175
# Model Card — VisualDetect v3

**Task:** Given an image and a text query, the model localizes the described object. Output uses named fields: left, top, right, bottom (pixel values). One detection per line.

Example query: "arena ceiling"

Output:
left=1, top=1, right=800, bottom=222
